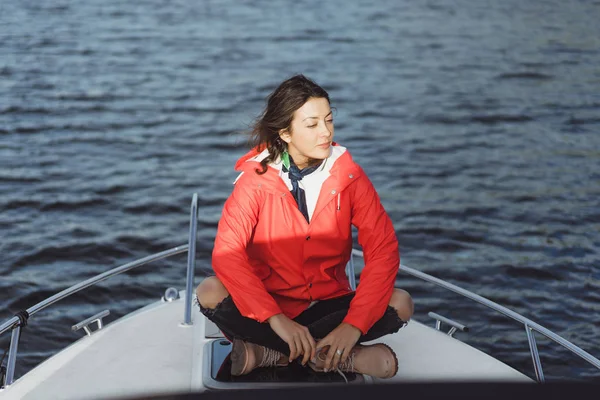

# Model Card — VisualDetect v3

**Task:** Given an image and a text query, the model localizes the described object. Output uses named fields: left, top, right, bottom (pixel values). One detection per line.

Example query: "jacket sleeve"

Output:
left=342, top=167, right=400, bottom=334
left=212, top=176, right=283, bottom=323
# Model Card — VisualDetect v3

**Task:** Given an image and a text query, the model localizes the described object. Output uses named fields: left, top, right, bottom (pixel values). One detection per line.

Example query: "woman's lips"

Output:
left=318, top=142, right=331, bottom=148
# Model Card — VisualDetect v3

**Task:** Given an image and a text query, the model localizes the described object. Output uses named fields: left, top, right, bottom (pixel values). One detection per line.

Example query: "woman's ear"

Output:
left=279, top=128, right=291, bottom=144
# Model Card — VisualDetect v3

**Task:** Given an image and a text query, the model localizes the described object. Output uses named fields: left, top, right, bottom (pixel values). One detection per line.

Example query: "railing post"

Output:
left=183, top=193, right=198, bottom=325
left=525, top=324, right=545, bottom=382
left=4, top=326, right=21, bottom=386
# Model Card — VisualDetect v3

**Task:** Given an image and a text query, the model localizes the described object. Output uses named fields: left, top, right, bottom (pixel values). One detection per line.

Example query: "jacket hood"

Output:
left=234, top=144, right=266, bottom=171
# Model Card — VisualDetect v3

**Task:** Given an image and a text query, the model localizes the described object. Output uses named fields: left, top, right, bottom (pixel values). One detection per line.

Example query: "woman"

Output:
left=196, top=75, right=413, bottom=379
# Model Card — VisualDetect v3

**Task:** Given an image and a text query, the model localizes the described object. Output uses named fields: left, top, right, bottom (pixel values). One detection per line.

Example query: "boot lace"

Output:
left=258, top=346, right=283, bottom=368
left=338, top=351, right=356, bottom=373
left=335, top=351, right=356, bottom=383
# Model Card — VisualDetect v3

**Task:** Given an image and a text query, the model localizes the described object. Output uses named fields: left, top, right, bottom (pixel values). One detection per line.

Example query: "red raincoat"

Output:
left=212, top=144, right=399, bottom=334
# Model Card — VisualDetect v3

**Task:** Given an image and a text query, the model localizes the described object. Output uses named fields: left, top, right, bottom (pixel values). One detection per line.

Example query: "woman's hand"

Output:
left=268, top=313, right=316, bottom=365
left=316, top=322, right=361, bottom=372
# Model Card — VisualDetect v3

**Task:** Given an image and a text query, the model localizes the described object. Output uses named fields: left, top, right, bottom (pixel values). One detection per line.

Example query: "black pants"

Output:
left=198, top=292, right=406, bottom=356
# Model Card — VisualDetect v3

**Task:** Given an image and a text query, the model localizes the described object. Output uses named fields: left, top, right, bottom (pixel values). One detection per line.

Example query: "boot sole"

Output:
left=230, top=339, right=250, bottom=376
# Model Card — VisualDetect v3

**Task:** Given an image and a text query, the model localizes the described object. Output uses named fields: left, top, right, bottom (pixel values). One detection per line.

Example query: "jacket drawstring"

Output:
left=337, top=193, right=341, bottom=211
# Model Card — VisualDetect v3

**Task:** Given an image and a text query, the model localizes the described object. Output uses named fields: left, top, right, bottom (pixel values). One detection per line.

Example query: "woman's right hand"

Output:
left=268, top=313, right=316, bottom=365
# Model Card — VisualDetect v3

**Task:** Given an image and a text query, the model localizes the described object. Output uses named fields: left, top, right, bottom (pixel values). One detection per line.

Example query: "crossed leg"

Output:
left=196, top=276, right=414, bottom=322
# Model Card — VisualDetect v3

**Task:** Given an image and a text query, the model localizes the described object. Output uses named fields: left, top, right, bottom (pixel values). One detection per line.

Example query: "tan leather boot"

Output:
left=230, top=339, right=289, bottom=376
left=308, top=343, right=398, bottom=379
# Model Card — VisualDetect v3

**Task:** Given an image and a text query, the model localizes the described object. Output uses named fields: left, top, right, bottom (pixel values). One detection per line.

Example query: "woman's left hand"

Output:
left=315, top=322, right=362, bottom=372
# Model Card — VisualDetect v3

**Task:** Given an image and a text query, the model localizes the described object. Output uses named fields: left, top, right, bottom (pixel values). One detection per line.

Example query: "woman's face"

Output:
left=279, top=97, right=334, bottom=169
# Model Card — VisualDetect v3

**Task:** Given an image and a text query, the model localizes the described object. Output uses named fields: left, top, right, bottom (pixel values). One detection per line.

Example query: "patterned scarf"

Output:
left=282, top=155, right=323, bottom=222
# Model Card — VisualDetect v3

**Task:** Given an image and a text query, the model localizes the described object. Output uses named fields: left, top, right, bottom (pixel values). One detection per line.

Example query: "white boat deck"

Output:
left=0, top=293, right=531, bottom=400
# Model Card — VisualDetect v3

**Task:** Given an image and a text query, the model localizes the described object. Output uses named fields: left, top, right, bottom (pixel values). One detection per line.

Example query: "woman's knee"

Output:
left=389, top=289, right=414, bottom=321
left=196, top=276, right=229, bottom=309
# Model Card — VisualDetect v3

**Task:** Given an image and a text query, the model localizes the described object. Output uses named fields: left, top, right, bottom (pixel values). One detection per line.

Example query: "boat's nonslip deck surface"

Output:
left=0, top=294, right=531, bottom=400
left=376, top=321, right=531, bottom=383
left=1, top=297, right=199, bottom=400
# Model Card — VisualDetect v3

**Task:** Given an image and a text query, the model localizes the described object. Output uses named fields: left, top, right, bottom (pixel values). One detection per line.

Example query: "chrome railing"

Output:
left=349, top=249, right=600, bottom=382
left=0, top=195, right=200, bottom=387
left=184, top=193, right=198, bottom=325
left=0, top=245, right=190, bottom=337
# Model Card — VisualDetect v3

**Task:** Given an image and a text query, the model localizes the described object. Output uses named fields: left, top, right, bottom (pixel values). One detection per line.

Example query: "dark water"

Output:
left=1, top=0, right=599, bottom=382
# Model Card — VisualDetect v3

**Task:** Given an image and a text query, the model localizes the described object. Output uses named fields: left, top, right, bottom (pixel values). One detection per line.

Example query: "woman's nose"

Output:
left=320, top=123, right=332, bottom=137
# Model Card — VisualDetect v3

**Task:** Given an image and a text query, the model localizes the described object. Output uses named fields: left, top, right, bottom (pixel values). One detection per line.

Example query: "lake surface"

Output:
left=1, top=0, right=599, bottom=381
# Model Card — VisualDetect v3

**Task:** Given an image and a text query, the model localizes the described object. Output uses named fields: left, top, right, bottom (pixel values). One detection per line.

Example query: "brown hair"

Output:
left=249, top=74, right=330, bottom=174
